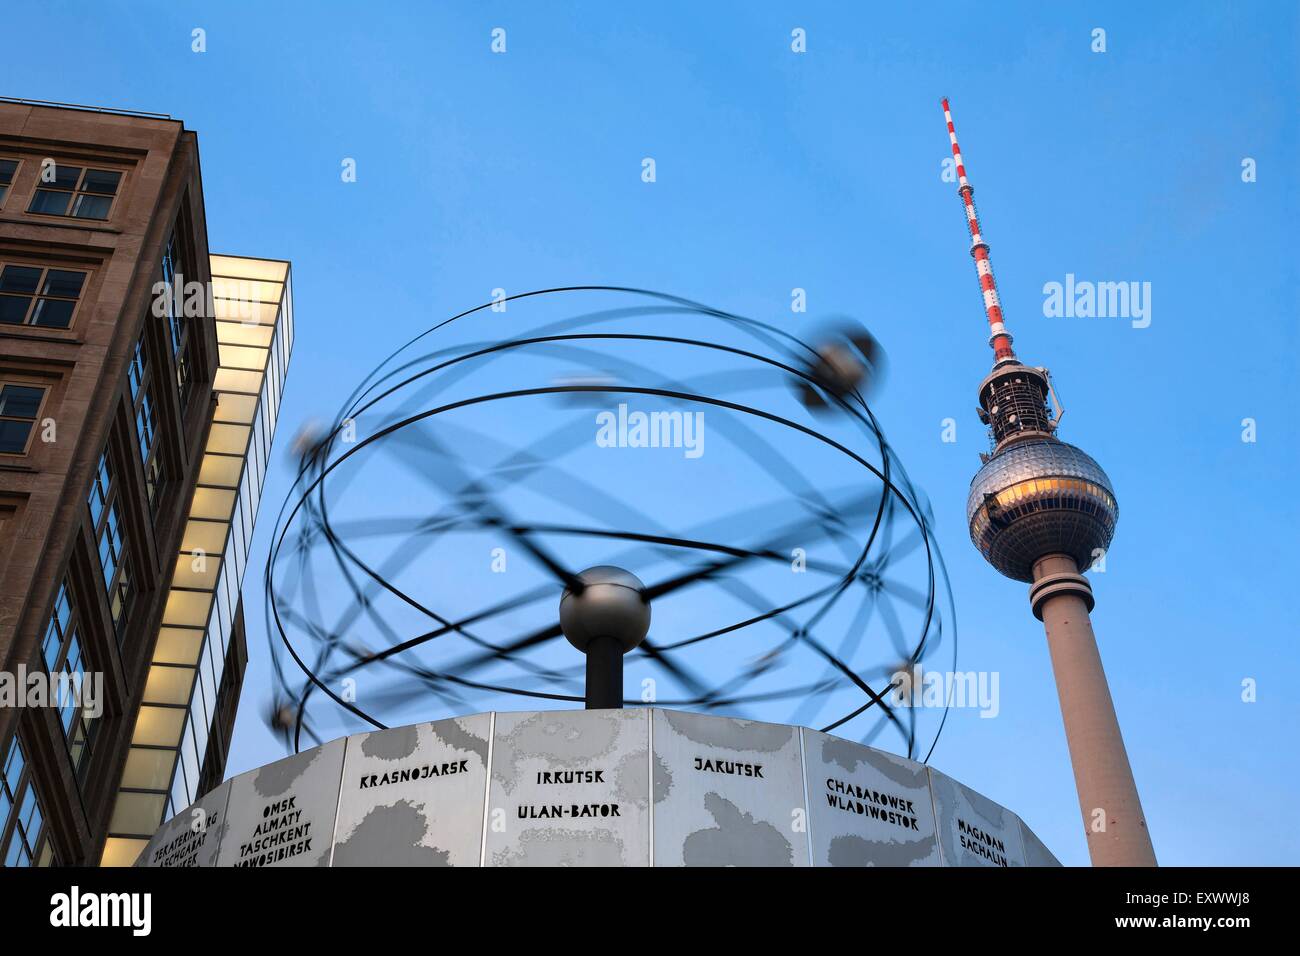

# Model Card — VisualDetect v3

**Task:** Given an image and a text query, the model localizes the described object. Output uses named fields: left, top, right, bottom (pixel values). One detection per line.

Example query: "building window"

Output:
left=108, top=557, right=133, bottom=640
left=129, top=335, right=165, bottom=510
left=162, top=235, right=191, bottom=404
left=0, top=736, right=55, bottom=867
left=135, top=389, right=156, bottom=464
left=0, top=264, right=88, bottom=329
left=0, top=159, right=18, bottom=207
left=40, top=582, right=98, bottom=780
left=97, top=502, right=124, bottom=589
left=0, top=383, right=46, bottom=455
left=88, top=451, right=112, bottom=528
left=128, top=337, right=147, bottom=401
left=89, top=450, right=133, bottom=640
left=27, top=165, right=122, bottom=220
left=144, top=457, right=163, bottom=511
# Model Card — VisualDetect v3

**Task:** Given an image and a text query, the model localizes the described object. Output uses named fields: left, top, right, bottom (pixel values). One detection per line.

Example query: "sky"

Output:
left=5, top=1, right=1297, bottom=866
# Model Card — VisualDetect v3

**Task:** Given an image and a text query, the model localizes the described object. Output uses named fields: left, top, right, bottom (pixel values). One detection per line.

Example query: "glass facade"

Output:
left=100, top=255, right=293, bottom=867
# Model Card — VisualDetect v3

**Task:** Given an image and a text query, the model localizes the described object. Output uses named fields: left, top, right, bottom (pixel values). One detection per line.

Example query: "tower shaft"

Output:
left=1030, top=555, right=1157, bottom=866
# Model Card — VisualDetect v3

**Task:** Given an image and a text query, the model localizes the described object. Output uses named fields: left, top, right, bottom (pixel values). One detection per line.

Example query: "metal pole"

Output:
left=584, top=635, right=624, bottom=709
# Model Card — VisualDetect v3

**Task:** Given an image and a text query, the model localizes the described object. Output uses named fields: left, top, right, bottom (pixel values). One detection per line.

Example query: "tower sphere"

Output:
left=559, top=566, right=651, bottom=653
left=966, top=439, right=1118, bottom=582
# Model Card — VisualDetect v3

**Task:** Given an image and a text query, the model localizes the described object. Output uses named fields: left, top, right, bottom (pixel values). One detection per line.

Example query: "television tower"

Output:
left=942, top=99, right=1157, bottom=866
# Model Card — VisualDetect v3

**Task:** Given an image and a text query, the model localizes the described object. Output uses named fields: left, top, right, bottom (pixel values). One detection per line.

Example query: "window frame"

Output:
left=161, top=230, right=194, bottom=407
left=107, top=553, right=134, bottom=641
left=129, top=332, right=165, bottom=510
left=88, top=448, right=134, bottom=642
left=26, top=163, right=125, bottom=222
left=0, top=157, right=20, bottom=209
left=0, top=735, right=56, bottom=867
left=40, top=580, right=99, bottom=782
left=0, top=261, right=90, bottom=331
left=0, top=381, right=49, bottom=457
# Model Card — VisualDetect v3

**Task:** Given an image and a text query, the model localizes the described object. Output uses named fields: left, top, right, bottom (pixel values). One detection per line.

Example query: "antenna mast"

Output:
left=942, top=98, right=1015, bottom=365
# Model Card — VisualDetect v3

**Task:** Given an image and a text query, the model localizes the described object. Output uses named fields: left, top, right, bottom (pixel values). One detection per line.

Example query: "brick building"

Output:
left=0, top=98, right=292, bottom=866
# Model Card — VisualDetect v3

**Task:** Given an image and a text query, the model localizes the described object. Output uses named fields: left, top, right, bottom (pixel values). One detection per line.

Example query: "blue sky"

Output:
left=7, top=1, right=1297, bottom=865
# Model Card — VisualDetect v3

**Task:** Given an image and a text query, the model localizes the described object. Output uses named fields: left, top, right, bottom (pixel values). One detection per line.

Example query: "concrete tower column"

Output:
left=1029, top=553, right=1157, bottom=867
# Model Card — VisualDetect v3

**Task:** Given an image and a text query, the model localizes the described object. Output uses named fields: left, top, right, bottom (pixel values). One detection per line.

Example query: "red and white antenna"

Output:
left=942, top=98, right=1015, bottom=365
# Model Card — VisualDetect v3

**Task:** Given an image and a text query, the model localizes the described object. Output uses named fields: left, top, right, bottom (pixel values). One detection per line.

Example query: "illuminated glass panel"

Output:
left=153, top=628, right=203, bottom=666
left=162, top=590, right=214, bottom=628
left=100, top=838, right=147, bottom=868
left=211, top=276, right=283, bottom=303
left=206, top=423, right=251, bottom=456
left=172, top=551, right=221, bottom=589
left=181, top=519, right=227, bottom=554
left=108, top=792, right=167, bottom=835
left=122, top=747, right=177, bottom=790
left=213, top=297, right=279, bottom=324
left=143, top=665, right=195, bottom=706
left=210, top=256, right=288, bottom=282
left=198, top=453, right=243, bottom=487
left=213, top=393, right=259, bottom=424
left=216, top=321, right=274, bottom=348
left=218, top=344, right=268, bottom=370
left=131, top=707, right=186, bottom=747
left=190, top=487, right=236, bottom=521
left=213, top=368, right=263, bottom=394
